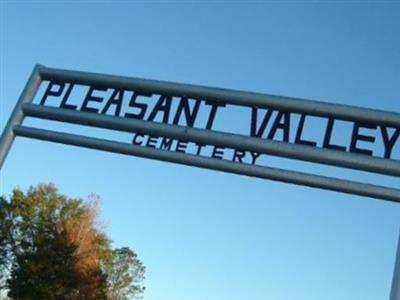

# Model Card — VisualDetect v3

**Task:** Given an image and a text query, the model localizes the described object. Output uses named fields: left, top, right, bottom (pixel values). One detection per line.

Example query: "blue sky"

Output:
left=1, top=2, right=400, bottom=300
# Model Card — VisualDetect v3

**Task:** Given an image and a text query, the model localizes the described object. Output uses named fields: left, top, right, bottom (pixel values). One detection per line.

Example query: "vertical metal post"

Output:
left=390, top=229, right=400, bottom=300
left=0, top=65, right=42, bottom=169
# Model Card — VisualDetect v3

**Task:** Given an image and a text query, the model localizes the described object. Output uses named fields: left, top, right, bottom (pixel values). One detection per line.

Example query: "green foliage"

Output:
left=7, top=227, right=81, bottom=300
left=0, top=184, right=145, bottom=300
left=105, top=247, right=146, bottom=300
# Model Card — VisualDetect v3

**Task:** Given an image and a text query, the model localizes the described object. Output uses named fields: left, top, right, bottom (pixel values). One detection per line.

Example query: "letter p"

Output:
left=40, top=81, right=65, bottom=105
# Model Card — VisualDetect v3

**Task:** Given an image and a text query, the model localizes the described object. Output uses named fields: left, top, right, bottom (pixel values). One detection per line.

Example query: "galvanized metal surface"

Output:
left=1, top=65, right=400, bottom=300
left=21, top=103, right=400, bottom=177
left=391, top=231, right=400, bottom=300
left=38, top=65, right=400, bottom=128
left=13, top=125, right=400, bottom=203
left=0, top=65, right=41, bottom=168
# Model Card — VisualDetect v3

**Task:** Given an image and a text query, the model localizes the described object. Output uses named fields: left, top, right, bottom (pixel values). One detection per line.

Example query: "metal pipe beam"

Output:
left=38, top=66, right=400, bottom=128
left=390, top=230, right=400, bottom=300
left=0, top=65, right=42, bottom=169
left=13, top=125, right=400, bottom=203
left=2, top=65, right=400, bottom=300
left=22, top=103, right=400, bottom=177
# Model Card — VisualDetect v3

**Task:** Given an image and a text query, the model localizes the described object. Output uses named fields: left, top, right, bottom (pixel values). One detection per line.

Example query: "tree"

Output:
left=105, top=247, right=146, bottom=300
left=0, top=184, right=145, bottom=300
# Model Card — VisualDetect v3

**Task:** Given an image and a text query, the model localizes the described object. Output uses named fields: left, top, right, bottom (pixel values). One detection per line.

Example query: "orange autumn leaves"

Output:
left=0, top=184, right=145, bottom=300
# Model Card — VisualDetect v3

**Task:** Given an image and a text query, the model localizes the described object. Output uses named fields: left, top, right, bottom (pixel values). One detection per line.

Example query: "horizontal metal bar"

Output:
left=22, top=103, right=400, bottom=177
left=13, top=125, right=400, bottom=203
left=38, top=65, right=400, bottom=128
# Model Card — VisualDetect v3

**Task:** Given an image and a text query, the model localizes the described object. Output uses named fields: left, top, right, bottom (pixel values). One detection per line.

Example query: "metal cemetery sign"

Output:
left=0, top=65, right=400, bottom=299
left=1, top=65, right=400, bottom=202
left=38, top=81, right=400, bottom=163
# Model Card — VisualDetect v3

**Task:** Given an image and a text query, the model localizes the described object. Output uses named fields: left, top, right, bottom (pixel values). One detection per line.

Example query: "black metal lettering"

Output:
left=172, top=97, right=201, bottom=127
left=160, top=137, right=174, bottom=151
left=250, top=152, right=261, bottom=164
left=40, top=81, right=65, bottom=105
left=350, top=123, right=377, bottom=156
left=195, top=142, right=206, bottom=155
left=175, top=140, right=188, bottom=153
left=267, top=111, right=290, bottom=142
left=148, top=95, right=172, bottom=124
left=250, top=107, right=273, bottom=138
left=59, top=83, right=77, bottom=110
left=380, top=126, right=400, bottom=159
left=323, top=118, right=346, bottom=151
left=132, top=133, right=144, bottom=145
left=295, top=114, right=317, bottom=147
left=204, top=100, right=226, bottom=130
left=146, top=135, right=159, bottom=148
left=212, top=146, right=225, bottom=159
left=101, top=89, right=124, bottom=116
left=81, top=86, right=107, bottom=113
left=232, top=149, right=245, bottom=163
left=124, top=91, right=151, bottom=120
